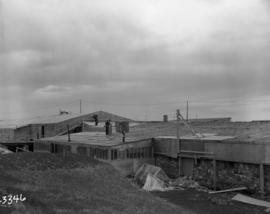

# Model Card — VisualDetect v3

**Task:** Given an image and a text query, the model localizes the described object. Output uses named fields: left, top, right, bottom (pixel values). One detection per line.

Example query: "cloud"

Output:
left=35, top=85, right=70, bottom=94
left=0, top=0, right=270, bottom=120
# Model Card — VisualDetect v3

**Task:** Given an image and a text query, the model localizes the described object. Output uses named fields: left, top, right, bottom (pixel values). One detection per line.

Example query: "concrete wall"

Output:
left=154, top=138, right=179, bottom=158
left=112, top=139, right=153, bottom=150
left=154, top=137, right=204, bottom=158
left=264, top=145, right=270, bottom=163
left=111, top=158, right=154, bottom=176
left=14, top=125, right=32, bottom=141
left=34, top=138, right=154, bottom=177
left=154, top=137, right=270, bottom=164
left=0, top=128, right=14, bottom=142
left=14, top=120, right=83, bottom=141
left=204, top=140, right=266, bottom=163
left=153, top=137, right=270, bottom=193
left=14, top=124, right=54, bottom=141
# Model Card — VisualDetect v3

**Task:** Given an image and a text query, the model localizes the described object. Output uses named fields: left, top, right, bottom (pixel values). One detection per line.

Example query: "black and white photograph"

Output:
left=0, top=0, right=270, bottom=213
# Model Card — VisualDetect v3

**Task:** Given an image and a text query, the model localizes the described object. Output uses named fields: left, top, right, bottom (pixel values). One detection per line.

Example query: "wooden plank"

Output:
left=209, top=187, right=247, bottom=194
left=232, top=193, right=270, bottom=208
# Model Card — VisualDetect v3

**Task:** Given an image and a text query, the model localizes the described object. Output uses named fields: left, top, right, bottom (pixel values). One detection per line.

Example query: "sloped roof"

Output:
left=0, top=111, right=132, bottom=129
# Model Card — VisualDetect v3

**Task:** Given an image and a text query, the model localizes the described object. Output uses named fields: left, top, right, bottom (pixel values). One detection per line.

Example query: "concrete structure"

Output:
left=35, top=132, right=154, bottom=176
left=0, top=128, right=14, bottom=142
left=154, top=135, right=270, bottom=164
left=0, top=111, right=132, bottom=142
left=32, top=128, right=270, bottom=193
left=153, top=135, right=270, bottom=193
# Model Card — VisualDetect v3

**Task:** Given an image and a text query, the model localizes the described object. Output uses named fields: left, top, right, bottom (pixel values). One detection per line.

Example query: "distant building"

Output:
left=0, top=111, right=132, bottom=142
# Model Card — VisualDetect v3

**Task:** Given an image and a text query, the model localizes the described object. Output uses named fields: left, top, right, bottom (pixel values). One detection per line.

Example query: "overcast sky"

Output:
left=0, top=0, right=270, bottom=121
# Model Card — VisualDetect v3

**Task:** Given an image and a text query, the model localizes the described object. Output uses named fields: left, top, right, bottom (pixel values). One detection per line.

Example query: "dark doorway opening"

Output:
left=41, top=126, right=45, bottom=138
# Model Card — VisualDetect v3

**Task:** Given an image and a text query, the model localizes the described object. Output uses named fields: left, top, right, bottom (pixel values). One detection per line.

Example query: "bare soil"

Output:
left=154, top=189, right=266, bottom=214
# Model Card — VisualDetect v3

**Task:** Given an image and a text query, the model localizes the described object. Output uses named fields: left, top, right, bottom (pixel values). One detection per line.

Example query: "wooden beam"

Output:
left=209, top=187, right=247, bottom=194
left=232, top=194, right=270, bottom=208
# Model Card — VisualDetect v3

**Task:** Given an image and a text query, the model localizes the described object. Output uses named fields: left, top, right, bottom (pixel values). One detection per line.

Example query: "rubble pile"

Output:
left=135, top=164, right=208, bottom=192
left=170, top=176, right=208, bottom=192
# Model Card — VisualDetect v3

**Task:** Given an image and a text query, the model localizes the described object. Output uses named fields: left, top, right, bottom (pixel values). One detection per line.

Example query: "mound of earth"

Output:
left=0, top=153, right=192, bottom=214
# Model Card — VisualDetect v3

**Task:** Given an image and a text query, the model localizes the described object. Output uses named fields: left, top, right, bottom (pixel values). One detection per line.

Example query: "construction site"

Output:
left=1, top=109, right=270, bottom=213
left=2, top=0, right=270, bottom=212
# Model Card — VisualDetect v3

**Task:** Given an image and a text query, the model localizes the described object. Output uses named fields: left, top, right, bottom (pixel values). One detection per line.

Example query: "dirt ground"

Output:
left=153, top=189, right=266, bottom=214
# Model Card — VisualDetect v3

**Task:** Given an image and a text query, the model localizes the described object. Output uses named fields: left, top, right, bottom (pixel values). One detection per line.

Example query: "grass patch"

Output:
left=0, top=153, right=191, bottom=214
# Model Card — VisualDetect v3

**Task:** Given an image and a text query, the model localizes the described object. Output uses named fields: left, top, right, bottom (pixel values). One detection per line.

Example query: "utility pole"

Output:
left=176, top=109, right=180, bottom=140
left=186, top=100, right=189, bottom=122
left=80, top=99, right=82, bottom=114
left=176, top=109, right=182, bottom=177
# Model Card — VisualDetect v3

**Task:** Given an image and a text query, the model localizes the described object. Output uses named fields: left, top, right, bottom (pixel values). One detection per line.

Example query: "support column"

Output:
left=213, top=159, right=217, bottom=190
left=260, top=163, right=265, bottom=194
left=178, top=155, right=182, bottom=177
left=108, top=149, right=111, bottom=161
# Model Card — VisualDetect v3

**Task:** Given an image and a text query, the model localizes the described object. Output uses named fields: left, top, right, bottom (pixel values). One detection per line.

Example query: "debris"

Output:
left=135, top=164, right=208, bottom=192
left=232, top=193, right=270, bottom=208
left=209, top=187, right=247, bottom=194
left=0, top=146, right=12, bottom=155
left=143, top=174, right=173, bottom=191
left=171, top=176, right=201, bottom=189
left=134, top=164, right=169, bottom=187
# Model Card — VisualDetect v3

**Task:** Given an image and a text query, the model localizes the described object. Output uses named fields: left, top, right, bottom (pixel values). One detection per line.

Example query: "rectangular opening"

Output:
left=41, top=126, right=45, bottom=138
